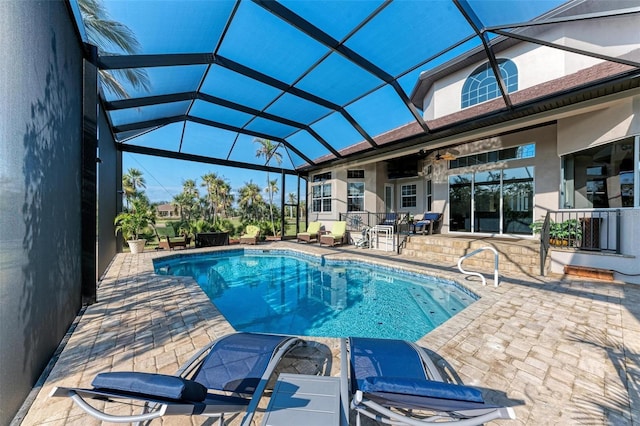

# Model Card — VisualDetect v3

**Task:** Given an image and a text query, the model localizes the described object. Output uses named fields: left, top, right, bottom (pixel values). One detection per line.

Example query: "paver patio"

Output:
left=17, top=241, right=640, bottom=425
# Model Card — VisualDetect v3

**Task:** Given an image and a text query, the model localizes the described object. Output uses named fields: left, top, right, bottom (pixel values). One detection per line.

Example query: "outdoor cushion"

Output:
left=156, top=227, right=178, bottom=238
left=92, top=372, right=207, bottom=401
left=193, top=332, right=289, bottom=394
left=360, top=376, right=484, bottom=403
left=350, top=337, right=428, bottom=390
left=423, top=213, right=441, bottom=222
left=243, top=225, right=260, bottom=237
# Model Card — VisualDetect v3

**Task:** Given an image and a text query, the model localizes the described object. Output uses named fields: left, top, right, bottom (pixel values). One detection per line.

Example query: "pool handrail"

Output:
left=457, top=246, right=499, bottom=287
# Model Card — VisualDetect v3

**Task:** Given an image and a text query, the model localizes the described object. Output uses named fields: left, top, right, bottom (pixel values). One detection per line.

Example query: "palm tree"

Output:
left=123, top=168, right=145, bottom=192
left=238, top=181, right=264, bottom=222
left=265, top=179, right=279, bottom=202
left=179, top=179, right=199, bottom=223
left=201, top=172, right=219, bottom=224
left=122, top=168, right=146, bottom=209
left=79, top=0, right=150, bottom=98
left=254, top=138, right=282, bottom=235
left=171, top=193, right=190, bottom=222
left=216, top=179, right=234, bottom=219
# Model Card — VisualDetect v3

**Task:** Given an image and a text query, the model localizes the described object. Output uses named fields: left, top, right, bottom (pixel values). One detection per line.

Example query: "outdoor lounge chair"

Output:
left=320, top=221, right=347, bottom=247
left=50, top=332, right=304, bottom=425
left=156, top=226, right=190, bottom=250
left=414, top=212, right=442, bottom=235
left=340, top=337, right=516, bottom=426
left=297, top=221, right=322, bottom=243
left=239, top=225, right=260, bottom=245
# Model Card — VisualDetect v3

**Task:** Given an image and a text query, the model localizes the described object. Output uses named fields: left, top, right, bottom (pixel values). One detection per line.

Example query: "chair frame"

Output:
left=51, top=333, right=304, bottom=426
left=156, top=227, right=190, bottom=250
left=297, top=221, right=322, bottom=243
left=413, top=212, right=443, bottom=235
left=340, top=338, right=516, bottom=426
left=319, top=221, right=347, bottom=247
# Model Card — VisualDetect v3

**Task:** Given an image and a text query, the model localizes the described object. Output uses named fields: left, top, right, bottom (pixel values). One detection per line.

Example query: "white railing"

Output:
left=457, top=246, right=499, bottom=287
left=369, top=225, right=394, bottom=252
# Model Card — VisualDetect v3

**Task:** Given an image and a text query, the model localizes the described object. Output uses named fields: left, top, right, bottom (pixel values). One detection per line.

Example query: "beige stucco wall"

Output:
left=557, top=96, right=640, bottom=155
left=307, top=162, right=382, bottom=227
left=422, top=17, right=640, bottom=120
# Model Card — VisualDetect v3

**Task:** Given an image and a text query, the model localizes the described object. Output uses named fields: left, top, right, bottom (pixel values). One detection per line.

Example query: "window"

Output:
left=562, top=137, right=636, bottom=208
left=347, top=169, right=364, bottom=179
left=401, top=184, right=417, bottom=208
left=312, top=172, right=331, bottom=182
left=426, top=179, right=432, bottom=212
left=312, top=183, right=332, bottom=212
left=450, top=143, right=535, bottom=169
left=347, top=182, right=364, bottom=211
left=461, top=59, right=518, bottom=108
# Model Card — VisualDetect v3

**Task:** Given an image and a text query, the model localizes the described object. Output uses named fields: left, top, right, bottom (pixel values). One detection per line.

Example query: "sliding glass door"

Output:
left=503, top=167, right=534, bottom=233
left=474, top=171, right=501, bottom=233
left=449, top=174, right=471, bottom=232
left=449, top=167, right=533, bottom=235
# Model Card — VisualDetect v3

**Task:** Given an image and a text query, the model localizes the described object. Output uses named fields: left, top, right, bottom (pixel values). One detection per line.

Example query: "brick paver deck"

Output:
left=18, top=241, right=640, bottom=425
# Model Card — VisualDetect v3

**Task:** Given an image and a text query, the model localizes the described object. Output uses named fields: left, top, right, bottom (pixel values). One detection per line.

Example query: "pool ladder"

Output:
left=457, top=246, right=499, bottom=287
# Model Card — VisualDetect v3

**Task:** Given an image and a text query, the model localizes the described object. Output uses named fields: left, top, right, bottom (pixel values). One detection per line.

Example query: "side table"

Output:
left=260, top=373, right=342, bottom=426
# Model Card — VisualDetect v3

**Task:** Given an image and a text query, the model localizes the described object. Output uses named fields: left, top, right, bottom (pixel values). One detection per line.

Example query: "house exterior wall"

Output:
left=391, top=177, right=425, bottom=215
left=551, top=95, right=640, bottom=283
left=0, top=1, right=84, bottom=423
left=422, top=17, right=638, bottom=120
left=424, top=124, right=558, bottom=233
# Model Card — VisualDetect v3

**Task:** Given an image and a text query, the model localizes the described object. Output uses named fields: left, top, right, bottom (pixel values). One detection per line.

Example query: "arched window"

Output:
left=461, top=59, right=518, bottom=108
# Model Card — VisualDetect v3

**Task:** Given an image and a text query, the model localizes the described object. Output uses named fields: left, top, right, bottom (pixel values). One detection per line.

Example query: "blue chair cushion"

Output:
left=423, top=213, right=441, bottom=221
left=360, top=376, right=484, bottom=403
left=193, top=332, right=290, bottom=394
left=349, top=337, right=430, bottom=392
left=92, top=372, right=208, bottom=402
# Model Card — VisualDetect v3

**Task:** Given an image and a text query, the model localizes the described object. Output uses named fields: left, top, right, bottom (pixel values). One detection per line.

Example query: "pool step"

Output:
left=401, top=235, right=548, bottom=277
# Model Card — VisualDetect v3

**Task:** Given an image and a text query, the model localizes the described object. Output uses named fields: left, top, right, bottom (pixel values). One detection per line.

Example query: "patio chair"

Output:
left=156, top=226, right=190, bottom=250
left=50, top=332, right=305, bottom=425
left=239, top=225, right=260, bottom=245
left=414, top=212, right=443, bottom=235
left=319, top=221, right=347, bottom=247
left=381, top=212, right=398, bottom=226
left=297, top=221, right=322, bottom=243
left=340, top=337, right=516, bottom=426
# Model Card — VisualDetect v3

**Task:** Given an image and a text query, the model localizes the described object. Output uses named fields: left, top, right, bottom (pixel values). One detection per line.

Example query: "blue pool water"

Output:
left=154, top=250, right=476, bottom=341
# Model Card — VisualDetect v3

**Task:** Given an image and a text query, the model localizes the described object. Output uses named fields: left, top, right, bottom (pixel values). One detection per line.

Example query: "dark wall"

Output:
left=0, top=1, right=84, bottom=423
left=97, top=105, right=119, bottom=279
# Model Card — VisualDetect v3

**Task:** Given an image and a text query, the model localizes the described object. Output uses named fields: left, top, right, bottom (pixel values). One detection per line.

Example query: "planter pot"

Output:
left=550, top=238, right=567, bottom=247
left=127, top=239, right=146, bottom=254
left=550, top=238, right=578, bottom=247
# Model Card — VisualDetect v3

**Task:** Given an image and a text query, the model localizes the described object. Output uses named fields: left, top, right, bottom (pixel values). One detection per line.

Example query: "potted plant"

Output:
left=551, top=219, right=582, bottom=246
left=530, top=217, right=582, bottom=247
left=114, top=199, right=156, bottom=254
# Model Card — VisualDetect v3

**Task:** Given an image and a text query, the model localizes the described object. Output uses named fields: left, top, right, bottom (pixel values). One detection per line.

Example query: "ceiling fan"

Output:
left=435, top=147, right=460, bottom=161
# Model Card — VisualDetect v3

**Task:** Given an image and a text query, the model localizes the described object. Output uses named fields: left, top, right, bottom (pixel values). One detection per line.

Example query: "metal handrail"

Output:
left=457, top=246, right=499, bottom=287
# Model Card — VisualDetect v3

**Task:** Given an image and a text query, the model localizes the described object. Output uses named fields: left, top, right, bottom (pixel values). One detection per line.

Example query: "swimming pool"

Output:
left=154, top=250, right=476, bottom=341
